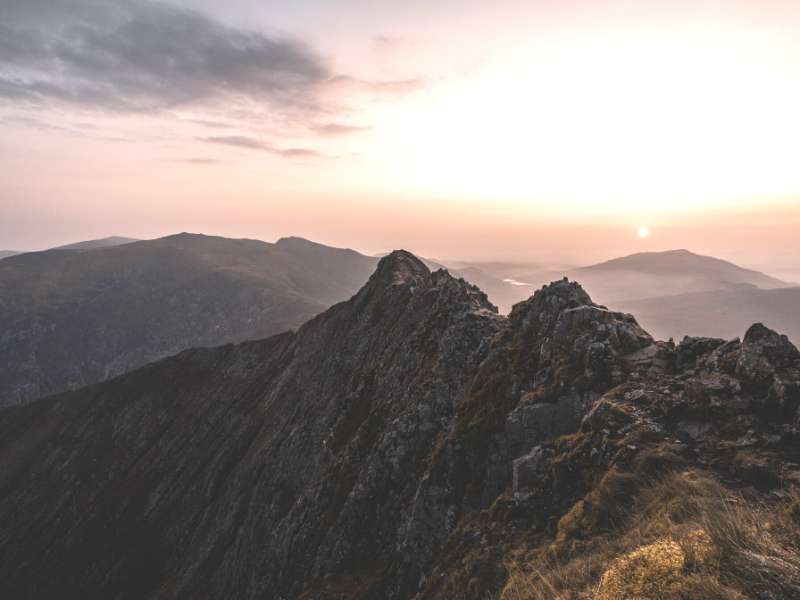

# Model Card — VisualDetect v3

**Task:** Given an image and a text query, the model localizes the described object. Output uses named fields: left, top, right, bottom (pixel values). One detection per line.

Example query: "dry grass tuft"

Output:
left=497, top=471, right=800, bottom=600
left=595, top=538, right=685, bottom=599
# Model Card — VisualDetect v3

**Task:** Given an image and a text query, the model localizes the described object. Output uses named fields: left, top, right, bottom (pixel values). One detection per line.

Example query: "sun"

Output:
left=637, top=226, right=650, bottom=239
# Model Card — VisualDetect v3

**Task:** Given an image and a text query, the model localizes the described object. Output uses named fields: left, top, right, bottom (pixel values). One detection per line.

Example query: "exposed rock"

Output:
left=512, top=446, right=549, bottom=500
left=675, top=336, right=727, bottom=370
left=737, top=323, right=800, bottom=389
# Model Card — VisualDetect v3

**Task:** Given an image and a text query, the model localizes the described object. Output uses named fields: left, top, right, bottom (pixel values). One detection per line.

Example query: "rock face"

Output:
left=0, top=233, right=378, bottom=408
left=0, top=251, right=798, bottom=600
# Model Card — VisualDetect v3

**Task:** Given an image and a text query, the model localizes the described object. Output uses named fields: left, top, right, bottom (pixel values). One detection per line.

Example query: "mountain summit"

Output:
left=578, top=248, right=787, bottom=286
left=1, top=251, right=798, bottom=599
left=369, top=249, right=432, bottom=287
left=569, top=248, right=790, bottom=304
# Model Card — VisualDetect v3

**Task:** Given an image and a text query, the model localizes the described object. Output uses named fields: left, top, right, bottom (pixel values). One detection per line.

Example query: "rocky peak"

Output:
left=505, top=278, right=654, bottom=388
left=352, top=250, right=497, bottom=318
left=367, top=249, right=431, bottom=289
left=508, top=278, right=594, bottom=329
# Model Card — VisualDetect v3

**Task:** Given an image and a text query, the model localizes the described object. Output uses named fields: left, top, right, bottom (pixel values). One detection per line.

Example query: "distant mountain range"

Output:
left=0, top=251, right=19, bottom=259
left=450, top=249, right=793, bottom=313
left=0, top=235, right=795, bottom=407
left=0, top=233, right=376, bottom=407
left=572, top=248, right=790, bottom=302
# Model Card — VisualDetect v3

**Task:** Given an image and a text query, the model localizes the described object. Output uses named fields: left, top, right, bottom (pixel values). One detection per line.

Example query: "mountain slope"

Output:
left=618, top=284, right=800, bottom=344
left=51, top=236, right=140, bottom=251
left=1, top=237, right=139, bottom=261
left=0, top=233, right=377, bottom=407
left=1, top=253, right=797, bottom=599
left=570, top=249, right=790, bottom=303
left=0, top=251, right=503, bottom=599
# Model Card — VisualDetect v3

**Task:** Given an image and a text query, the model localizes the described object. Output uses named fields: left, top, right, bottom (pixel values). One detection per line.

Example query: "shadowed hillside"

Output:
left=618, top=285, right=800, bottom=345
left=1, top=237, right=137, bottom=259
left=0, top=233, right=377, bottom=407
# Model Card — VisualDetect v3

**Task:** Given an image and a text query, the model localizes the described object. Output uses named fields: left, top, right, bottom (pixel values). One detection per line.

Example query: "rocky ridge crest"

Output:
left=0, top=251, right=798, bottom=599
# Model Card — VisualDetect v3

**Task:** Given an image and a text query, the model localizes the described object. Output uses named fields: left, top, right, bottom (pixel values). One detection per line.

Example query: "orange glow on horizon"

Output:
left=1, top=0, right=799, bottom=265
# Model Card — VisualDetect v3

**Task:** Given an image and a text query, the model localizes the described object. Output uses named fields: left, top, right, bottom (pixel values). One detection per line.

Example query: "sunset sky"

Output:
left=1, top=0, right=799, bottom=272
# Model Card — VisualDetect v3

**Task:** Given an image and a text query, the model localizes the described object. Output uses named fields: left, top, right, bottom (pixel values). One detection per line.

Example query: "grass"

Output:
left=497, top=470, right=800, bottom=600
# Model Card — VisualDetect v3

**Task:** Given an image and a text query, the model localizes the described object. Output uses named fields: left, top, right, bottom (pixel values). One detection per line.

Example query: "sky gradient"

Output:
left=1, top=0, right=798, bottom=273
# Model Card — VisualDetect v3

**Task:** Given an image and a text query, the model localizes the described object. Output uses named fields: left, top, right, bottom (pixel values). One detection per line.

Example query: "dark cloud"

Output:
left=0, top=0, right=428, bottom=162
left=0, top=0, right=329, bottom=111
left=200, top=135, right=322, bottom=159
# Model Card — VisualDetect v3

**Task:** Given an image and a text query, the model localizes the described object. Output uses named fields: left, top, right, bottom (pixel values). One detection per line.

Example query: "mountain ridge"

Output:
left=1, top=249, right=797, bottom=599
left=51, top=236, right=139, bottom=251
left=1, top=236, right=794, bottom=409
left=0, top=232, right=378, bottom=407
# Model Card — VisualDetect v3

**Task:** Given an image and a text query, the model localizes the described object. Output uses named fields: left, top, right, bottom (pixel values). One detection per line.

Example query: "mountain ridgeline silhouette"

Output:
left=0, top=250, right=798, bottom=599
left=571, top=248, right=790, bottom=301
left=1, top=236, right=796, bottom=408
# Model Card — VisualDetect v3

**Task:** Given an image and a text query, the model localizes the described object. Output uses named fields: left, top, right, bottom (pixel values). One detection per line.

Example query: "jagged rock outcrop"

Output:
left=419, top=321, right=800, bottom=598
left=0, top=251, right=798, bottom=600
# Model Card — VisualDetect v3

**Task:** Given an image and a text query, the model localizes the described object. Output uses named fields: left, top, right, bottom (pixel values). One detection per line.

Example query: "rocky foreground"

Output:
left=0, top=251, right=798, bottom=599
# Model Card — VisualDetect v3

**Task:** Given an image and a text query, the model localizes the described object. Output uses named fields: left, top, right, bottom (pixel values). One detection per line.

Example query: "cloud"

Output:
left=182, top=118, right=234, bottom=130
left=0, top=0, right=329, bottom=111
left=0, top=0, right=427, bottom=161
left=276, top=147, right=321, bottom=158
left=311, top=122, right=369, bottom=136
left=201, top=135, right=269, bottom=150
left=200, top=135, right=321, bottom=159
